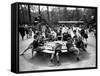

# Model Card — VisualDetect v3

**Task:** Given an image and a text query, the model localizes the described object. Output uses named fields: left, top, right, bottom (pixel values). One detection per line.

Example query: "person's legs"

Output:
left=66, top=43, right=70, bottom=52
left=72, top=47, right=80, bottom=61
left=56, top=52, right=61, bottom=66
left=85, top=38, right=88, bottom=48
left=80, top=41, right=87, bottom=52
left=32, top=47, right=43, bottom=57
left=50, top=53, right=55, bottom=63
left=56, top=53, right=59, bottom=62
left=76, top=53, right=80, bottom=61
left=32, top=48, right=37, bottom=57
left=82, top=46, right=87, bottom=52
left=20, top=45, right=32, bottom=55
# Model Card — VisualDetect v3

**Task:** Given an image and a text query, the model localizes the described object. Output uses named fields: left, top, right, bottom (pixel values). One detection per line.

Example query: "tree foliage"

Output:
left=19, top=4, right=96, bottom=28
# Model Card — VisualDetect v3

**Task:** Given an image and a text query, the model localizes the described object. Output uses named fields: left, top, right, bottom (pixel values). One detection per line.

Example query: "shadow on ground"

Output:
left=21, top=49, right=90, bottom=67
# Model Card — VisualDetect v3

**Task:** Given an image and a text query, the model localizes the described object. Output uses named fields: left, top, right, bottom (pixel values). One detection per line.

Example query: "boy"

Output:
left=20, top=35, right=41, bottom=57
left=66, top=37, right=80, bottom=61
left=50, top=43, right=62, bottom=66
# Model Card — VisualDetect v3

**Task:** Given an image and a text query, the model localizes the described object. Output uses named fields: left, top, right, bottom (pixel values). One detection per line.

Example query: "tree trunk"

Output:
left=28, top=5, right=31, bottom=25
left=47, top=6, right=50, bottom=24
left=38, top=5, right=41, bottom=15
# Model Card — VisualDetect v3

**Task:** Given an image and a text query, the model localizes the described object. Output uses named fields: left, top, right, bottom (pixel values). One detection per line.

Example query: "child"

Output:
left=50, top=43, right=62, bottom=66
left=20, top=35, right=40, bottom=57
left=66, top=37, right=80, bottom=61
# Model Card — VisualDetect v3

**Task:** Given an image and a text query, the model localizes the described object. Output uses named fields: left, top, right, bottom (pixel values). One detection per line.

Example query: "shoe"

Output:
left=20, top=53, right=24, bottom=56
left=50, top=59, right=53, bottom=63
left=76, top=57, right=80, bottom=61
left=57, top=61, right=61, bottom=66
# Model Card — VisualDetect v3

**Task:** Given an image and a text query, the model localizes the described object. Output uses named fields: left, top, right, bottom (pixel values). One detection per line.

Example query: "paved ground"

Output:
left=19, top=32, right=96, bottom=71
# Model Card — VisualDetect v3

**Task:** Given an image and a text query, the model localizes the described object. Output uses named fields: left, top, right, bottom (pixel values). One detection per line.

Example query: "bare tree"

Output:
left=47, top=6, right=50, bottom=24
left=28, top=5, right=31, bottom=25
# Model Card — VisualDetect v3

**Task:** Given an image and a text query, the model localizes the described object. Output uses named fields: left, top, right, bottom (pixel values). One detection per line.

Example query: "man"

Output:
left=50, top=43, right=62, bottom=66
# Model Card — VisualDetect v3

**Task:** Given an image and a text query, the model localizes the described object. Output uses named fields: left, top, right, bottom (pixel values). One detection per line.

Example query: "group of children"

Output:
left=20, top=26, right=88, bottom=66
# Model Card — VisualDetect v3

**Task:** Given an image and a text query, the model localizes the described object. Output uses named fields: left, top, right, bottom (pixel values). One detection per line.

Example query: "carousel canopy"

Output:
left=58, top=21, right=84, bottom=24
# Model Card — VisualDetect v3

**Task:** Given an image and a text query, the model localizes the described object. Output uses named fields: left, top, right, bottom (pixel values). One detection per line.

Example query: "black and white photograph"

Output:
left=17, top=3, right=97, bottom=72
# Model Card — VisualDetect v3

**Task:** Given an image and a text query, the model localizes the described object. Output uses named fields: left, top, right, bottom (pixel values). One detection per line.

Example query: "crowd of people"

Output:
left=20, top=23, right=91, bottom=66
